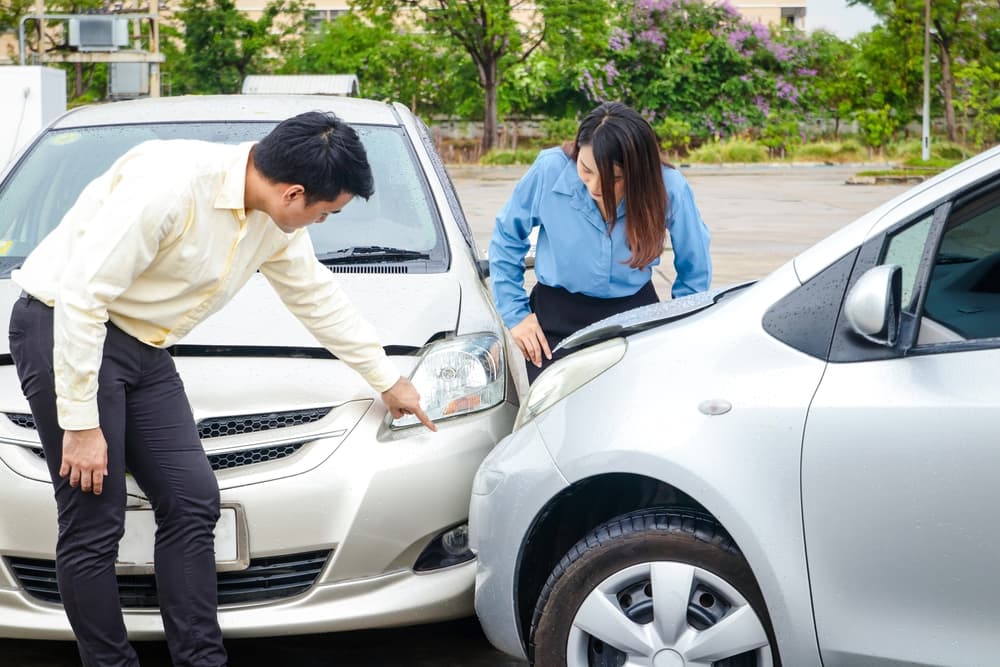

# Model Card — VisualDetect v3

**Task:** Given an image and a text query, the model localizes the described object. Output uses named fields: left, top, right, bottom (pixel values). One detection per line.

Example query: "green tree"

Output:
left=850, top=0, right=998, bottom=141
left=954, top=60, right=1000, bottom=148
left=282, top=12, right=474, bottom=116
left=352, top=0, right=610, bottom=151
left=801, top=30, right=862, bottom=138
left=162, top=0, right=307, bottom=95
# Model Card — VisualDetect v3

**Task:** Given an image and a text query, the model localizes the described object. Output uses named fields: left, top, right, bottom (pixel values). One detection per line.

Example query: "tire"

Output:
left=529, top=509, right=779, bottom=667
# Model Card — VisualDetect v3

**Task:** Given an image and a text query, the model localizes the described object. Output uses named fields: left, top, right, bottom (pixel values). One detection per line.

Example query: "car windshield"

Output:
left=0, top=122, right=443, bottom=269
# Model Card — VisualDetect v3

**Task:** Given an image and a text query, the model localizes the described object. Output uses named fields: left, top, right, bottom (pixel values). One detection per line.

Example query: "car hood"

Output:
left=0, top=272, right=461, bottom=357
left=555, top=282, right=754, bottom=352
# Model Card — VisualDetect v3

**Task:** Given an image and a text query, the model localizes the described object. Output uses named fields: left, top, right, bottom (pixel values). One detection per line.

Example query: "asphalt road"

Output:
left=2, top=164, right=912, bottom=667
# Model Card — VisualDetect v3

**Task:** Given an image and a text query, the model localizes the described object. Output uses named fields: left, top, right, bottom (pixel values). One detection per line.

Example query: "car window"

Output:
left=0, top=122, right=443, bottom=266
left=921, top=185, right=1000, bottom=340
left=881, top=213, right=933, bottom=310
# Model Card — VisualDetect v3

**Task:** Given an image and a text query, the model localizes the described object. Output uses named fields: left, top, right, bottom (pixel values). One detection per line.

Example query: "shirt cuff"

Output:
left=57, top=397, right=101, bottom=431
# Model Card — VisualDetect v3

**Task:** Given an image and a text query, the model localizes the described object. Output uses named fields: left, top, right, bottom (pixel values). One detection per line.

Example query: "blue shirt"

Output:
left=489, top=147, right=712, bottom=329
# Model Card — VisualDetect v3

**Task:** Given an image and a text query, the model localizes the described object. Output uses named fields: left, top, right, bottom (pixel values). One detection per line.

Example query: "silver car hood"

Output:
left=0, top=272, right=461, bottom=356
left=555, top=282, right=754, bottom=352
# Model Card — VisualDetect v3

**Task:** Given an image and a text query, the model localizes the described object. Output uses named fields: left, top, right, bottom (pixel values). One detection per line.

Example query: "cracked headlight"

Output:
left=513, top=337, right=626, bottom=431
left=392, top=332, right=505, bottom=428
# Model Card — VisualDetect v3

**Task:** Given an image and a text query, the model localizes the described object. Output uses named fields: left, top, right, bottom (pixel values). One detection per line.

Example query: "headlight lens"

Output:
left=392, top=332, right=505, bottom=428
left=514, top=337, right=626, bottom=431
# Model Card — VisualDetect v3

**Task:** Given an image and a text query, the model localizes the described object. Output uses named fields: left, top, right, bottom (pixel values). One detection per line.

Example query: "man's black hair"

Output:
left=253, top=111, right=374, bottom=203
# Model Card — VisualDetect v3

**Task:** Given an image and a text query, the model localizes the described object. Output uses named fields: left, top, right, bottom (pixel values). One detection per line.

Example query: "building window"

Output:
left=307, top=9, right=348, bottom=31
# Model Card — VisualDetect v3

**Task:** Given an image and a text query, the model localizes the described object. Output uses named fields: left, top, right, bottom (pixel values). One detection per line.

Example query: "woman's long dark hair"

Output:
left=572, top=102, right=667, bottom=269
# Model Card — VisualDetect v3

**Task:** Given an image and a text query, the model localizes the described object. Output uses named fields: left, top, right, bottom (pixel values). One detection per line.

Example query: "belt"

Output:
left=20, top=291, right=37, bottom=302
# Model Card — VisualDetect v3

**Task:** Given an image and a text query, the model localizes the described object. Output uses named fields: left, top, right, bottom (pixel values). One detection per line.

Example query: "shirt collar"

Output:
left=552, top=155, right=580, bottom=196
left=214, top=142, right=256, bottom=220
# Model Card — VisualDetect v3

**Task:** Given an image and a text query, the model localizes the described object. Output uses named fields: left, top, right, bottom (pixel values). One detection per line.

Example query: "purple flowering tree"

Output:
left=582, top=0, right=817, bottom=145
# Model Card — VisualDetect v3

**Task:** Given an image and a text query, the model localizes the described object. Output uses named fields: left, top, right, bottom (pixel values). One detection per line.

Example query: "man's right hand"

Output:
left=61, top=427, right=109, bottom=495
left=511, top=313, right=552, bottom=368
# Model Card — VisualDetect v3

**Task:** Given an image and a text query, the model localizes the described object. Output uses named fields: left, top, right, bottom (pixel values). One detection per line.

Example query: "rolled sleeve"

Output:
left=665, top=171, right=712, bottom=298
left=261, top=232, right=400, bottom=393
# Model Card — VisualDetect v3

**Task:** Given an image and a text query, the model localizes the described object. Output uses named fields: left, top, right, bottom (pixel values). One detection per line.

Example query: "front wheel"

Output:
left=530, top=509, right=778, bottom=667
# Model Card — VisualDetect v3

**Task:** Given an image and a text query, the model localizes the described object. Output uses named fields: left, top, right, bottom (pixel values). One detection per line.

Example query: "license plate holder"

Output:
left=116, top=503, right=249, bottom=575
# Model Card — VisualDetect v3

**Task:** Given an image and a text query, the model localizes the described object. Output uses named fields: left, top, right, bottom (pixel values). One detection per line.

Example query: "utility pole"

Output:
left=149, top=0, right=160, bottom=97
left=921, top=0, right=931, bottom=162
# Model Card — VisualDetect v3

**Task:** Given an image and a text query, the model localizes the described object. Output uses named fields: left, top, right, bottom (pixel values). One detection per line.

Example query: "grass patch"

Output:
left=479, top=148, right=539, bottom=166
left=688, top=140, right=768, bottom=163
left=791, top=140, right=865, bottom=163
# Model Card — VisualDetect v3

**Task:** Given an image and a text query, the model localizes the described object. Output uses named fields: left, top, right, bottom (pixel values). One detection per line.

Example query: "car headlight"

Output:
left=514, top=337, right=626, bottom=431
left=391, top=332, right=505, bottom=428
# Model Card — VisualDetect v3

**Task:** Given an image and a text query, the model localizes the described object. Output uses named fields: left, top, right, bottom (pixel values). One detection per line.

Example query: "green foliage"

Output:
left=953, top=60, right=1000, bottom=148
left=791, top=141, right=865, bottom=162
left=653, top=117, right=692, bottom=155
left=0, top=0, right=34, bottom=36
left=282, top=12, right=472, bottom=116
left=541, top=117, right=579, bottom=143
left=855, top=105, right=900, bottom=152
left=479, top=148, right=540, bottom=165
left=582, top=0, right=817, bottom=144
left=352, top=0, right=611, bottom=150
left=688, top=140, right=768, bottom=164
left=850, top=0, right=1000, bottom=142
left=885, top=137, right=973, bottom=160
left=758, top=113, right=803, bottom=158
left=162, top=0, right=307, bottom=95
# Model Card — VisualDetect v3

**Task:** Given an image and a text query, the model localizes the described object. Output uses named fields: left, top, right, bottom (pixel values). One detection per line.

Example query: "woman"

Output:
left=489, top=102, right=712, bottom=382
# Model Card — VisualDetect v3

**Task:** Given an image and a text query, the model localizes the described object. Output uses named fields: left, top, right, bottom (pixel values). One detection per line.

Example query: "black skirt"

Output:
left=526, top=281, right=658, bottom=383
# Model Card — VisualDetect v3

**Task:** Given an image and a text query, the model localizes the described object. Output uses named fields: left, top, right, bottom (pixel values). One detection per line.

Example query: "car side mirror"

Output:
left=844, top=264, right=903, bottom=347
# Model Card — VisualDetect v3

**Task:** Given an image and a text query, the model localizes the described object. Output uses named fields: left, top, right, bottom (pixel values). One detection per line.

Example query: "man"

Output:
left=8, top=111, right=435, bottom=667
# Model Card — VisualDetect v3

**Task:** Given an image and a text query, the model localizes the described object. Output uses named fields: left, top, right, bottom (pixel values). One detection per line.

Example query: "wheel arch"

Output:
left=512, top=472, right=725, bottom=652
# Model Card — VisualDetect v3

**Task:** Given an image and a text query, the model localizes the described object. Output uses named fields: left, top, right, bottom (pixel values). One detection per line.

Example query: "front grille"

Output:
left=6, top=550, right=331, bottom=608
left=7, top=413, right=35, bottom=429
left=206, top=442, right=306, bottom=471
left=196, top=408, right=331, bottom=438
left=7, top=407, right=331, bottom=440
left=27, top=442, right=307, bottom=471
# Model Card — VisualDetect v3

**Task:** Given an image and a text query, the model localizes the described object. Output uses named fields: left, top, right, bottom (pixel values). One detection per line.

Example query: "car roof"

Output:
left=49, top=94, right=402, bottom=129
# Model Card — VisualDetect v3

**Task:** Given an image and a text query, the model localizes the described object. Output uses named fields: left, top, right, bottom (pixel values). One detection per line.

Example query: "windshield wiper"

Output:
left=317, top=246, right=430, bottom=265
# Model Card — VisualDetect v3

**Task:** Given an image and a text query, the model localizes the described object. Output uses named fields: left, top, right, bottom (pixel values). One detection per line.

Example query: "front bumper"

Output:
left=0, top=394, right=517, bottom=639
left=468, top=421, right=568, bottom=661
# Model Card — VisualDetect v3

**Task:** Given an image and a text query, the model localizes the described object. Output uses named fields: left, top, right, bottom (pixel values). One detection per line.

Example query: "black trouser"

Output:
left=526, top=281, right=659, bottom=383
left=8, top=295, right=227, bottom=667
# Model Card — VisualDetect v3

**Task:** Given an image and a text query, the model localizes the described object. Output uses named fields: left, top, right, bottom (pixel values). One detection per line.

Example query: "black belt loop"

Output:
left=20, top=291, right=37, bottom=302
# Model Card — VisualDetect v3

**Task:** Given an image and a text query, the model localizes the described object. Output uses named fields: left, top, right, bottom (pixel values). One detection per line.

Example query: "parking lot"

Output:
left=2, top=163, right=911, bottom=666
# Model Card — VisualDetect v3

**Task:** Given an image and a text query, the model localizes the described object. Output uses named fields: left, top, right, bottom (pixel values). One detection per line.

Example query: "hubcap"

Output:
left=566, top=561, right=773, bottom=667
left=653, top=648, right=685, bottom=667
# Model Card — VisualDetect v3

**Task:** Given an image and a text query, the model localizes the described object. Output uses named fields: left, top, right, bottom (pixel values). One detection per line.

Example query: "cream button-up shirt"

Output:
left=13, top=139, right=400, bottom=431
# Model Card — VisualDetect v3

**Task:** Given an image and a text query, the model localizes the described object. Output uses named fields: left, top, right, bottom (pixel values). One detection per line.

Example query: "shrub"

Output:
left=791, top=141, right=865, bottom=163
left=479, top=149, right=539, bottom=166
left=687, top=140, right=767, bottom=163
left=541, top=117, right=579, bottom=144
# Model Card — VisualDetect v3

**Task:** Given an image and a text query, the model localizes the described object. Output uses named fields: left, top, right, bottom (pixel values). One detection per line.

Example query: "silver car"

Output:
left=0, top=95, right=517, bottom=638
left=471, top=145, right=1000, bottom=666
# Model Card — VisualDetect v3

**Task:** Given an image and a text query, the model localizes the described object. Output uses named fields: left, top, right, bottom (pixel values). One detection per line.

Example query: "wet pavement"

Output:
left=2, top=164, right=911, bottom=666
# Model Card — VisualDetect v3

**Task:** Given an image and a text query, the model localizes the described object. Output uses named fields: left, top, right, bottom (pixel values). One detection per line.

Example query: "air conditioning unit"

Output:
left=68, top=17, right=131, bottom=52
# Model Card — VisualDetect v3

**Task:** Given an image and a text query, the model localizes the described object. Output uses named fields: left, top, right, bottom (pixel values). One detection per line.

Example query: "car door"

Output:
left=802, top=178, right=1000, bottom=666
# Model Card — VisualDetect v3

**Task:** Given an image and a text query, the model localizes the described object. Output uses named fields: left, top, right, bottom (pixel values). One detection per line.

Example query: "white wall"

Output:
left=0, top=66, right=66, bottom=168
